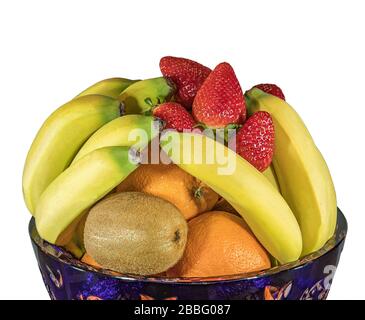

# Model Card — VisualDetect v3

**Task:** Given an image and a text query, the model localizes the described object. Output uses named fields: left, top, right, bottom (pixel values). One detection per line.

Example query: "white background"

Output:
left=0, top=0, right=364, bottom=300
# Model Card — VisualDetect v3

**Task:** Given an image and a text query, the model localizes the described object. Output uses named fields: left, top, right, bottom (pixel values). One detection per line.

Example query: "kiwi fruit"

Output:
left=84, top=192, right=188, bottom=275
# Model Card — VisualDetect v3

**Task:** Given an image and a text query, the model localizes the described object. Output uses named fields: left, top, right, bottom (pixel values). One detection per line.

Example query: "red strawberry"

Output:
left=252, top=83, right=285, bottom=100
left=231, top=111, right=274, bottom=172
left=192, top=62, right=246, bottom=128
left=153, top=102, right=196, bottom=132
left=160, top=56, right=211, bottom=109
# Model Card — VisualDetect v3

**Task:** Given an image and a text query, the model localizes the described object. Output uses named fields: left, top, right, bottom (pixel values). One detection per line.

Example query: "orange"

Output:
left=116, top=163, right=219, bottom=220
left=167, top=211, right=271, bottom=278
left=81, top=253, right=124, bottom=276
left=81, top=253, right=102, bottom=269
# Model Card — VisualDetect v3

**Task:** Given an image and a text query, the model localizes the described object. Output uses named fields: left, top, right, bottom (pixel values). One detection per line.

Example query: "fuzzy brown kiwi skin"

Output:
left=84, top=192, right=188, bottom=276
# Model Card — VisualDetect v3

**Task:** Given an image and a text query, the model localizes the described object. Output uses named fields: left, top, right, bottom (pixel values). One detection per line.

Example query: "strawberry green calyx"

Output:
left=194, top=123, right=242, bottom=144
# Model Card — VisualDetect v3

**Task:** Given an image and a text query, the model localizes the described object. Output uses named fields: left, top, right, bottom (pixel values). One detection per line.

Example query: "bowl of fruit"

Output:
left=24, top=57, right=346, bottom=300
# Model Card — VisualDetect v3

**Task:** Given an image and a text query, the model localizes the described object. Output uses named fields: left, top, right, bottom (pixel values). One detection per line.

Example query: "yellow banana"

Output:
left=246, top=88, right=337, bottom=255
left=160, top=131, right=302, bottom=264
left=75, top=78, right=138, bottom=99
left=263, top=165, right=281, bottom=192
left=119, top=77, right=175, bottom=114
left=35, top=146, right=139, bottom=244
left=23, top=95, right=121, bottom=214
left=72, top=115, right=161, bottom=164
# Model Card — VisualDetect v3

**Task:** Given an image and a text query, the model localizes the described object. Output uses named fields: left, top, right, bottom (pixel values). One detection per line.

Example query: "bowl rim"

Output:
left=29, top=208, right=347, bottom=284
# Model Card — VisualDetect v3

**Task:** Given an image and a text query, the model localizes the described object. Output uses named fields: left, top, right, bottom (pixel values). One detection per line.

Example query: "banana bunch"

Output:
left=23, top=77, right=166, bottom=246
left=22, top=94, right=122, bottom=214
left=246, top=88, right=337, bottom=256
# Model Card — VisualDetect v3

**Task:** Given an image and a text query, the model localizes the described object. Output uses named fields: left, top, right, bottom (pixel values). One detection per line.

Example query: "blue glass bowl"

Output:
left=29, top=209, right=347, bottom=300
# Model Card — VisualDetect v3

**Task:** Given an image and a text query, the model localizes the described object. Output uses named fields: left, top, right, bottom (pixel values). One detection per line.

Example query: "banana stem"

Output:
left=119, top=102, right=125, bottom=116
left=245, top=88, right=268, bottom=115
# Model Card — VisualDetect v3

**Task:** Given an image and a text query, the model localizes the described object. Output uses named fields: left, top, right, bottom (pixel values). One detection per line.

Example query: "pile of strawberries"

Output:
left=154, top=56, right=285, bottom=172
